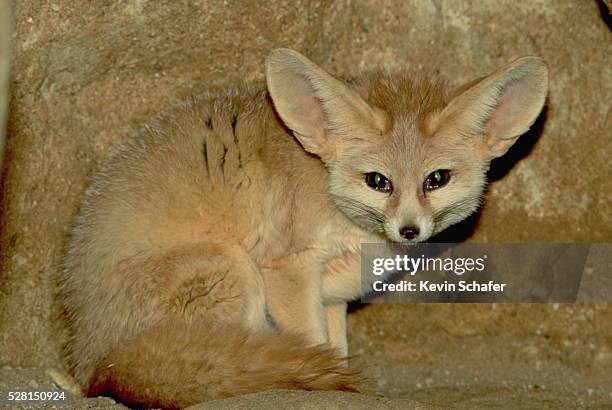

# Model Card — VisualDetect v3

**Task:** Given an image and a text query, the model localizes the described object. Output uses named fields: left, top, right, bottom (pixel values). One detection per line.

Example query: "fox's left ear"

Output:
left=434, top=57, right=548, bottom=159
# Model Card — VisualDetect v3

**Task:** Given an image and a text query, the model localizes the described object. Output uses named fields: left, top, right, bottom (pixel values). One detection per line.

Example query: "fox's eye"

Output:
left=424, top=169, right=451, bottom=191
left=365, top=172, right=393, bottom=193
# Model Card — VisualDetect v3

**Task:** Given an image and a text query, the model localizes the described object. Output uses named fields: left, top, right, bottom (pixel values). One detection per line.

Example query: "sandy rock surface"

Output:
left=0, top=1, right=610, bottom=409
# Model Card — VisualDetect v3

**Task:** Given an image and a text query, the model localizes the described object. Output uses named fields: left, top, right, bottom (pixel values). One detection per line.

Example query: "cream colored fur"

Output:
left=61, top=49, right=548, bottom=408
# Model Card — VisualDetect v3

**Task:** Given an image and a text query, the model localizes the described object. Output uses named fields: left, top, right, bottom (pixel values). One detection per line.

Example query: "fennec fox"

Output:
left=62, top=49, right=548, bottom=408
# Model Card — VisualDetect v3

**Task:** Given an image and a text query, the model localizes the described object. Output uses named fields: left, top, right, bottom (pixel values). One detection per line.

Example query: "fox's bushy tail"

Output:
left=87, top=321, right=365, bottom=409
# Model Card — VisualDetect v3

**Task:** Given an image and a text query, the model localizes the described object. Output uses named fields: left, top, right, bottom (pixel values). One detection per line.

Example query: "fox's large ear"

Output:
left=266, top=49, right=388, bottom=156
left=434, top=57, right=548, bottom=159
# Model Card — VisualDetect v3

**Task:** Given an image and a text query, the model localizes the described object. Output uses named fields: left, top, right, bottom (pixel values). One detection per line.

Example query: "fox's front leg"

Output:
left=325, top=302, right=348, bottom=357
left=321, top=251, right=362, bottom=357
left=262, top=255, right=328, bottom=345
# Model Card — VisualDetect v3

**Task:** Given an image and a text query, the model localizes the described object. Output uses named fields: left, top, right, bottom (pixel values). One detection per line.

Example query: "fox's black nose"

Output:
left=399, top=226, right=420, bottom=240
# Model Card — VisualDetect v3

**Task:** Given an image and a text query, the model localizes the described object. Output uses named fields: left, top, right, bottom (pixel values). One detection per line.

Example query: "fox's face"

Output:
left=266, top=49, right=548, bottom=243
left=324, top=109, right=488, bottom=243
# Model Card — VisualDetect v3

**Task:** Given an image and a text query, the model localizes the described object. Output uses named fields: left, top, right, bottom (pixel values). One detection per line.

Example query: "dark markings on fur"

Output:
left=231, top=115, right=238, bottom=143
left=231, top=115, right=243, bottom=168
left=249, top=236, right=262, bottom=251
left=205, top=117, right=213, bottom=129
left=182, top=271, right=229, bottom=314
left=202, top=139, right=210, bottom=177
left=265, top=310, right=275, bottom=326
left=330, top=194, right=386, bottom=233
left=220, top=145, right=228, bottom=181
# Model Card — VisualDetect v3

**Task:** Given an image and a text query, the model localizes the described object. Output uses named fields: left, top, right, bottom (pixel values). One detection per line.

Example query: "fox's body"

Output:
left=62, top=50, right=547, bottom=408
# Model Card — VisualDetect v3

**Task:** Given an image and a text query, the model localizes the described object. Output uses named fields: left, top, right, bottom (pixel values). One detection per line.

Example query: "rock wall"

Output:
left=0, top=0, right=610, bottom=406
left=0, top=1, right=12, bottom=170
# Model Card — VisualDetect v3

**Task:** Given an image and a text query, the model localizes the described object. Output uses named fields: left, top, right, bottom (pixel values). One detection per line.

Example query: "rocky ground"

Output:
left=1, top=1, right=610, bottom=409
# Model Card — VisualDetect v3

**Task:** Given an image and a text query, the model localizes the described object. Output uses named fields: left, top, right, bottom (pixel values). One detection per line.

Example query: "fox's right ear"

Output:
left=265, top=49, right=388, bottom=157
left=434, top=57, right=548, bottom=159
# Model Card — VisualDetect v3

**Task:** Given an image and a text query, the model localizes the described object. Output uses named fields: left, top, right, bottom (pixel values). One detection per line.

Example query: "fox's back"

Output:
left=69, top=87, right=301, bottom=268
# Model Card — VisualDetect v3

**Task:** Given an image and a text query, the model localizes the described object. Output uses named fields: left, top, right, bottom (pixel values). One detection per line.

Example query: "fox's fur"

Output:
left=62, top=49, right=548, bottom=408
